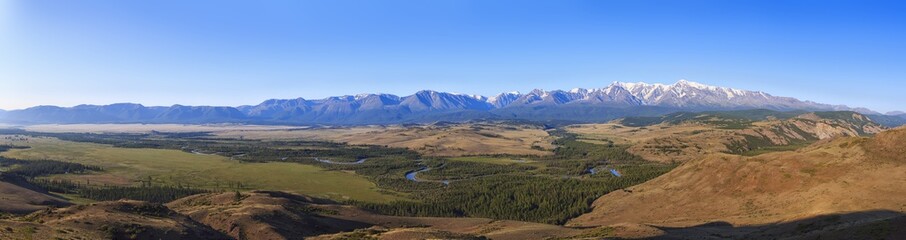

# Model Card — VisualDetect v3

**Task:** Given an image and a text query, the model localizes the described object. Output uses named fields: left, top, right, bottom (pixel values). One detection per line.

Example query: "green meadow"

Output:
left=0, top=137, right=402, bottom=203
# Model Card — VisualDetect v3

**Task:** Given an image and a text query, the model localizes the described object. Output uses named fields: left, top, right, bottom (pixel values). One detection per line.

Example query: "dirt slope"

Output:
left=567, top=128, right=906, bottom=238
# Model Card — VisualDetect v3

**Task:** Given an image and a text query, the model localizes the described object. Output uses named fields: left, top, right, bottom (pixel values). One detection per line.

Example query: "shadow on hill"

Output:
left=256, top=190, right=340, bottom=204
left=267, top=211, right=373, bottom=238
left=648, top=210, right=906, bottom=240
left=0, top=173, right=71, bottom=214
left=257, top=192, right=373, bottom=237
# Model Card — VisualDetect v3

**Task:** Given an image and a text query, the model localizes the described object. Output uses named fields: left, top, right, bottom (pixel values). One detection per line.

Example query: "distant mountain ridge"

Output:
left=1, top=80, right=900, bottom=125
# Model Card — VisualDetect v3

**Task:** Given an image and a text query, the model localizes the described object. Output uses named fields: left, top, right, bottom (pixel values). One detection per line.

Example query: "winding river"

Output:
left=313, top=157, right=449, bottom=185
left=314, top=157, right=367, bottom=165
left=405, top=165, right=450, bottom=185
left=404, top=167, right=429, bottom=181
left=588, top=167, right=622, bottom=177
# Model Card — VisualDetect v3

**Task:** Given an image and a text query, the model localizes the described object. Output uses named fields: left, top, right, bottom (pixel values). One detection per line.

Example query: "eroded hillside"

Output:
left=568, top=111, right=884, bottom=162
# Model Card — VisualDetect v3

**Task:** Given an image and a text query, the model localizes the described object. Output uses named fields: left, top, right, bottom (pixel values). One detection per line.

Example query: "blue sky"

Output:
left=1, top=0, right=904, bottom=112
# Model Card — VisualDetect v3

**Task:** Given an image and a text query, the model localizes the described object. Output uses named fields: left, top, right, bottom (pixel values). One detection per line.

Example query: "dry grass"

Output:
left=0, top=200, right=226, bottom=240
left=567, top=123, right=736, bottom=162
left=217, top=123, right=555, bottom=157
left=567, top=130, right=906, bottom=228
left=214, top=126, right=392, bottom=140
left=566, top=116, right=880, bottom=163
left=170, top=191, right=583, bottom=240
left=18, top=123, right=554, bottom=157
left=212, top=195, right=584, bottom=240
left=335, top=124, right=553, bottom=157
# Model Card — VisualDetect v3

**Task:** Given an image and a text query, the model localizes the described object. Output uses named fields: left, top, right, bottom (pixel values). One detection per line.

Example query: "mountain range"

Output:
left=2, top=80, right=904, bottom=125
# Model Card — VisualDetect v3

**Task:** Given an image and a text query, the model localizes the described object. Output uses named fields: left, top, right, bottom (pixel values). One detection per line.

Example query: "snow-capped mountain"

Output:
left=488, top=91, right=521, bottom=108
left=398, top=90, right=493, bottom=112
left=0, top=80, right=887, bottom=125
left=605, top=79, right=851, bottom=111
left=490, top=80, right=873, bottom=113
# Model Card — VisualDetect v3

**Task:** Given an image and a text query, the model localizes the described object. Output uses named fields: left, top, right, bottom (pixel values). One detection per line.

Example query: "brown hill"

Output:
left=0, top=200, right=228, bottom=240
left=0, top=189, right=582, bottom=240
left=567, top=128, right=906, bottom=238
left=168, top=191, right=582, bottom=240
left=863, top=125, right=906, bottom=163
left=167, top=191, right=369, bottom=239
left=569, top=111, right=884, bottom=162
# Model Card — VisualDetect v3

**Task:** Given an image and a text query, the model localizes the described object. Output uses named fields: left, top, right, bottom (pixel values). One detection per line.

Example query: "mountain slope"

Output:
left=612, top=80, right=868, bottom=112
left=866, top=113, right=906, bottom=127
left=0, top=104, right=168, bottom=124
left=154, top=105, right=247, bottom=123
left=567, top=127, right=906, bottom=238
left=570, top=110, right=885, bottom=162
left=0, top=80, right=890, bottom=125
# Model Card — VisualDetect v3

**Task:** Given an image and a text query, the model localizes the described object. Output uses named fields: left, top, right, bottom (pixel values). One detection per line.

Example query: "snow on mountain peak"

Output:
left=354, top=93, right=373, bottom=100
left=674, top=79, right=718, bottom=90
left=249, top=79, right=874, bottom=114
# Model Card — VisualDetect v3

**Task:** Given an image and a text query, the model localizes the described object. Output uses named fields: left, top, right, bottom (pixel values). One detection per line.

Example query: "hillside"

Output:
left=169, top=191, right=582, bottom=240
left=166, top=191, right=369, bottom=239
left=566, top=127, right=906, bottom=239
left=568, top=110, right=884, bottom=162
left=0, top=174, right=71, bottom=214
left=0, top=200, right=228, bottom=240
left=0, top=190, right=583, bottom=240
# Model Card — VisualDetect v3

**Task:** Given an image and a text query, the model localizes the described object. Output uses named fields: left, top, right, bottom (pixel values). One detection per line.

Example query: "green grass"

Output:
left=0, top=137, right=402, bottom=203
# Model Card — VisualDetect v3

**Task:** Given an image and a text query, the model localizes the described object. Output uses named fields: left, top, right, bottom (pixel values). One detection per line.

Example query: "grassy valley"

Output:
left=0, top=111, right=903, bottom=239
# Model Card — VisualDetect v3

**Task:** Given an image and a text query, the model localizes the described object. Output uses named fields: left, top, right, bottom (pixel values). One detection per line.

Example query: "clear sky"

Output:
left=1, top=0, right=904, bottom=112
